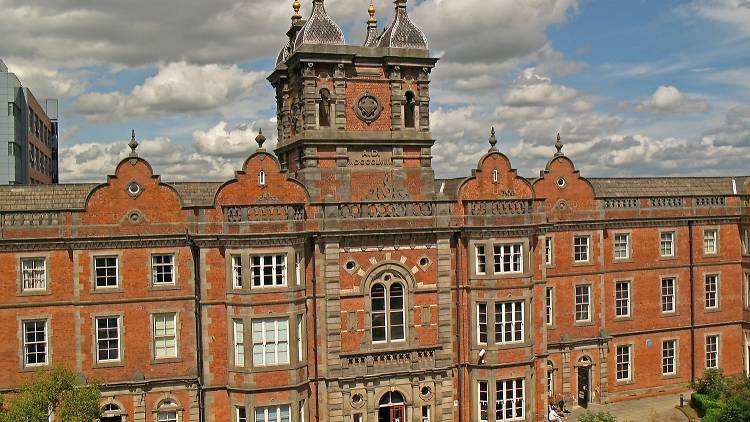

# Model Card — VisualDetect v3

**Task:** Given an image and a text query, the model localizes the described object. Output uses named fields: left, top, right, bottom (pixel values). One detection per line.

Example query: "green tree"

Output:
left=578, top=410, right=617, bottom=422
left=0, top=366, right=100, bottom=422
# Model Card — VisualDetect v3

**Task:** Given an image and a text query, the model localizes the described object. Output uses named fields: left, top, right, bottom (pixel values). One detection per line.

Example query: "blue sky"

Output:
left=2, top=0, right=749, bottom=181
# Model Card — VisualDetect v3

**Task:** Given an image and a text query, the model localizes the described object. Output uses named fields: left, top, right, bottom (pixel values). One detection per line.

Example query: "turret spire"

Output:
left=378, top=0, right=428, bottom=49
left=364, top=0, right=379, bottom=47
left=294, top=0, right=346, bottom=50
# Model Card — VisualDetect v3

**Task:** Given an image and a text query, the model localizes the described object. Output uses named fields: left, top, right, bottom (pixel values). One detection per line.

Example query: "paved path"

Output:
left=565, top=393, right=688, bottom=422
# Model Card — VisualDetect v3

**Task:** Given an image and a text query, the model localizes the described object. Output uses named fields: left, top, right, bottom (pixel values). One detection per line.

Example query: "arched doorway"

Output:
left=576, top=356, right=592, bottom=408
left=100, top=403, right=124, bottom=422
left=378, top=391, right=405, bottom=422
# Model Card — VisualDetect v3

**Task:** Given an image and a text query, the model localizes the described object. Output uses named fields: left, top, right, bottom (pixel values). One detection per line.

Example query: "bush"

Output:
left=577, top=410, right=617, bottom=422
left=718, top=397, right=750, bottom=422
left=693, top=392, right=722, bottom=415
left=691, top=368, right=727, bottom=399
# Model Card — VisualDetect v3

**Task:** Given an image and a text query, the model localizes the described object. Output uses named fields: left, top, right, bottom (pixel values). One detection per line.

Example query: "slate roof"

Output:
left=168, top=182, right=223, bottom=208
left=0, top=184, right=97, bottom=211
left=588, top=177, right=748, bottom=198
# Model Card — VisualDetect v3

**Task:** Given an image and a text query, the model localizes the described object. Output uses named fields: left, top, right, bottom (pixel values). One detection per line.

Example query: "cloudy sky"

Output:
left=3, top=0, right=750, bottom=182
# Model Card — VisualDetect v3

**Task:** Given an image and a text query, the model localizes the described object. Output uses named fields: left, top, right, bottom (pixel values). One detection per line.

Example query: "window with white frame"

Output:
left=662, top=340, right=676, bottom=375
left=295, top=252, right=303, bottom=286
left=21, top=258, right=46, bottom=291
left=252, top=318, right=289, bottom=366
left=232, top=255, right=243, bottom=289
left=476, top=245, right=487, bottom=275
left=254, top=405, right=290, bottom=422
left=94, top=257, right=118, bottom=288
left=703, top=229, right=717, bottom=254
left=478, top=381, right=488, bottom=422
left=233, top=319, right=244, bottom=366
left=743, top=229, right=750, bottom=255
left=614, top=233, right=630, bottom=260
left=574, top=236, right=590, bottom=262
left=371, top=281, right=405, bottom=342
left=661, top=278, right=676, bottom=313
left=494, top=301, right=524, bottom=344
left=299, top=400, right=305, bottom=422
left=545, top=288, right=553, bottom=326
left=258, top=171, right=266, bottom=186
left=153, top=313, right=177, bottom=359
left=705, top=274, right=718, bottom=309
left=745, top=273, right=750, bottom=309
left=236, top=406, right=248, bottom=422
left=157, top=411, right=178, bottom=422
left=152, top=254, right=175, bottom=285
left=575, top=285, right=591, bottom=322
left=96, top=316, right=120, bottom=362
left=296, top=315, right=303, bottom=361
left=616, top=345, right=632, bottom=381
left=493, top=244, right=522, bottom=273
left=495, top=378, right=525, bottom=421
left=660, top=232, right=675, bottom=257
left=615, top=281, right=631, bottom=318
left=544, top=236, right=553, bottom=266
left=251, top=255, right=286, bottom=287
left=23, top=320, right=47, bottom=366
left=706, top=335, right=719, bottom=368
left=477, top=303, right=488, bottom=344
left=421, top=405, right=430, bottom=422
left=546, top=362, right=555, bottom=397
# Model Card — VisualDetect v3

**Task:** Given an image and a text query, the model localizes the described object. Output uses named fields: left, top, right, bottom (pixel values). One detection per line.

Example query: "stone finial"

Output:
left=255, top=129, right=267, bottom=149
left=488, top=127, right=498, bottom=151
left=554, top=132, right=564, bottom=156
left=128, top=129, right=139, bottom=156
left=364, top=0, right=379, bottom=46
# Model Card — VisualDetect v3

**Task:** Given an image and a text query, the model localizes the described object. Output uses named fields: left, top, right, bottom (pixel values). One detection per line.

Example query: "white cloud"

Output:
left=503, top=68, right=579, bottom=107
left=192, top=121, right=277, bottom=158
left=60, top=137, right=242, bottom=182
left=637, top=85, right=709, bottom=113
left=72, top=62, right=265, bottom=121
left=686, top=0, right=750, bottom=38
left=2, top=60, right=87, bottom=98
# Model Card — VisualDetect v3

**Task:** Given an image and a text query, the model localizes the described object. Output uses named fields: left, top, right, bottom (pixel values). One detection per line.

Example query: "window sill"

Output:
left=572, top=261, right=593, bottom=267
left=613, top=258, right=633, bottom=263
left=704, top=307, right=721, bottom=313
left=658, top=256, right=678, bottom=261
left=20, top=364, right=52, bottom=372
left=93, top=361, right=125, bottom=369
left=91, top=287, right=124, bottom=294
left=18, top=290, right=52, bottom=297
left=614, top=316, right=633, bottom=322
left=574, top=321, right=595, bottom=327
left=660, top=311, right=680, bottom=318
left=149, top=284, right=181, bottom=292
left=616, top=379, right=635, bottom=386
left=661, top=373, right=680, bottom=380
left=151, top=357, right=182, bottom=365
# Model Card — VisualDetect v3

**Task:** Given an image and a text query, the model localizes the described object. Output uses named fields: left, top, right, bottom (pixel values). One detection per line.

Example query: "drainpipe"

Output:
left=311, top=236, right=320, bottom=421
left=187, top=234, right=205, bottom=422
left=688, top=221, right=696, bottom=384
left=454, top=232, right=464, bottom=422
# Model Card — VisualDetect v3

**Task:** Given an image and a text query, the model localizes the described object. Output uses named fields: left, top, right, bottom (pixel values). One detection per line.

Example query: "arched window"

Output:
left=404, top=91, right=416, bottom=129
left=258, top=170, right=266, bottom=186
left=370, top=273, right=406, bottom=343
left=100, top=403, right=124, bottom=422
left=155, top=399, right=180, bottom=422
left=319, top=89, right=332, bottom=128
left=378, top=391, right=405, bottom=422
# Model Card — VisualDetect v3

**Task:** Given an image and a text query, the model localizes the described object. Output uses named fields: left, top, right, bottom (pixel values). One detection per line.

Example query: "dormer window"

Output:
left=319, top=88, right=332, bottom=128
left=258, top=171, right=266, bottom=186
left=404, top=91, right=416, bottom=129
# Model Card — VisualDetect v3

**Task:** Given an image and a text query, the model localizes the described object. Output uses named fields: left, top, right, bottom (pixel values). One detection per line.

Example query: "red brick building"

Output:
left=1, top=1, right=749, bottom=421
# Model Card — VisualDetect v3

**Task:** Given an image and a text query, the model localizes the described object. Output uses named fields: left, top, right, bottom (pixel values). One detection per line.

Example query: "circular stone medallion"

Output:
left=354, top=91, right=383, bottom=124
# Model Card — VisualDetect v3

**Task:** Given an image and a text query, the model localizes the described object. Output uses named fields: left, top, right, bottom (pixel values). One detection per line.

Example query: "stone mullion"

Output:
left=390, top=66, right=403, bottom=131
left=302, top=64, right=318, bottom=131
left=435, top=236, right=453, bottom=367
left=324, top=242, right=342, bottom=378
left=333, top=64, right=347, bottom=130
left=417, top=69, right=431, bottom=132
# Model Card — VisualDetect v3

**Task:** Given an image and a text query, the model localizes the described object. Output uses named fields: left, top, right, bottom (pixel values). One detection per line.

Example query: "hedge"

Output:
left=692, top=392, right=723, bottom=418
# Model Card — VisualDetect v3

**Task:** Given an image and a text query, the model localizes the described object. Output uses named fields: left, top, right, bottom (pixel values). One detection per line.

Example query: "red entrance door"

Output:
left=389, top=405, right=405, bottom=422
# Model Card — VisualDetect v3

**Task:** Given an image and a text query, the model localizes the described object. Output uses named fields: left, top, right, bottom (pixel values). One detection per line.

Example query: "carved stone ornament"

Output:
left=365, top=173, right=408, bottom=200
left=255, top=191, right=280, bottom=204
left=354, top=91, right=383, bottom=124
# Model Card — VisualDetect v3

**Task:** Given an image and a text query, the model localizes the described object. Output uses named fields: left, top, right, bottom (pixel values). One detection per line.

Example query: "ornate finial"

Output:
left=292, top=0, right=301, bottom=19
left=554, top=132, right=564, bottom=156
left=488, top=127, right=498, bottom=151
left=128, top=129, right=139, bottom=156
left=255, top=129, right=267, bottom=149
left=368, top=0, right=376, bottom=18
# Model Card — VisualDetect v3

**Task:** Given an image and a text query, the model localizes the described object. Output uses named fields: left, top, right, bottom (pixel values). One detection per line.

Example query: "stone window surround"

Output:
left=91, top=312, right=125, bottom=368
left=704, top=333, right=721, bottom=369
left=16, top=251, right=52, bottom=296
left=90, top=251, right=123, bottom=293
left=611, top=230, right=633, bottom=262
left=574, top=283, right=594, bottom=326
left=703, top=272, right=721, bottom=312
left=362, top=264, right=415, bottom=350
left=613, top=278, right=634, bottom=321
left=744, top=272, right=750, bottom=311
left=658, top=228, right=678, bottom=260
left=472, top=296, right=531, bottom=350
left=468, top=237, right=531, bottom=278
left=149, top=310, right=182, bottom=364
left=661, top=337, right=680, bottom=379
left=660, top=275, right=680, bottom=317
left=225, top=246, right=300, bottom=293
left=148, top=248, right=180, bottom=291
left=614, top=342, right=635, bottom=385
left=152, top=396, right=183, bottom=422
left=228, top=309, right=305, bottom=374
left=702, top=227, right=720, bottom=256
left=572, top=232, right=594, bottom=265
left=545, top=286, right=555, bottom=328
left=17, top=314, right=52, bottom=371
left=472, top=372, right=529, bottom=422
left=544, top=234, right=555, bottom=268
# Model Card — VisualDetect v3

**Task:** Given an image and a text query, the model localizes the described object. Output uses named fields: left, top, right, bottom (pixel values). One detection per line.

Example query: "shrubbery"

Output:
left=691, top=369, right=750, bottom=422
left=577, top=410, right=617, bottom=422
